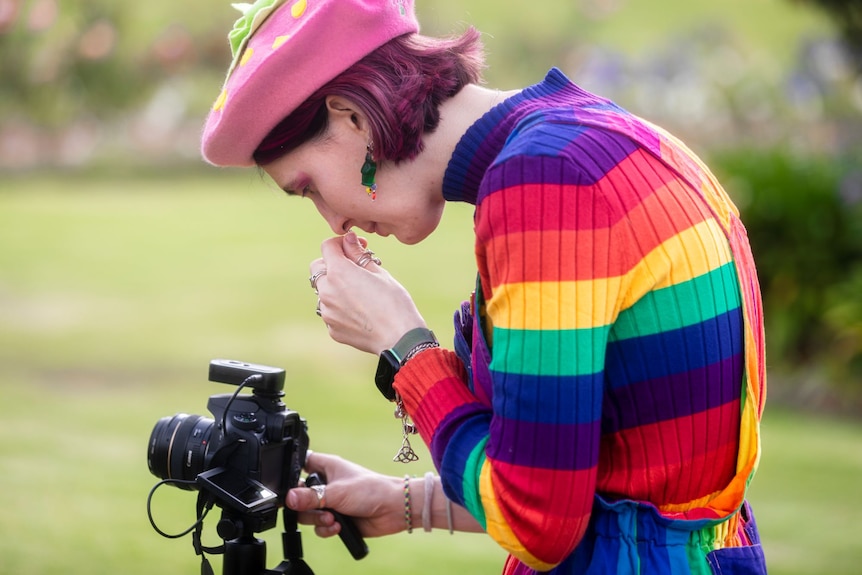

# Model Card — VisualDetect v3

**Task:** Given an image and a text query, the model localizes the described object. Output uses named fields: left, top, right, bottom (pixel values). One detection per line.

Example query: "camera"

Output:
left=146, top=359, right=367, bottom=574
left=148, top=359, right=307, bottom=530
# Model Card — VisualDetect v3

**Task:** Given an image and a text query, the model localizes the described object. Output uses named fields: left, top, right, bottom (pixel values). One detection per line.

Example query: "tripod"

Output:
left=208, top=477, right=367, bottom=574
left=219, top=507, right=314, bottom=575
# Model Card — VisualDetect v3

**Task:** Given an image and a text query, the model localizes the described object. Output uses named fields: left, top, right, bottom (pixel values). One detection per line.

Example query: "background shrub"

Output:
left=712, top=148, right=862, bottom=408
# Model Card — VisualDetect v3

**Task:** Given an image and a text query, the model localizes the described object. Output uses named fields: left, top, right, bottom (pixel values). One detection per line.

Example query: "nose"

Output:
left=315, top=201, right=349, bottom=235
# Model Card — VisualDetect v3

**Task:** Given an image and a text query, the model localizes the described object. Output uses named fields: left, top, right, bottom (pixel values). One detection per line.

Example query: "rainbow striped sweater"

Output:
left=393, top=69, right=766, bottom=574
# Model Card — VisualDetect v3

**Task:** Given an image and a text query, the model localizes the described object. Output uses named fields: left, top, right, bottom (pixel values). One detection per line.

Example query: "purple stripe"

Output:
left=487, top=417, right=600, bottom=471
left=559, top=127, right=640, bottom=183
left=483, top=128, right=640, bottom=192
left=603, top=353, right=744, bottom=434
left=429, top=402, right=490, bottom=469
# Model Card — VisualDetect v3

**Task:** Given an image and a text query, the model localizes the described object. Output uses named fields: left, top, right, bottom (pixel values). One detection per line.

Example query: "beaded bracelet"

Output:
left=403, top=474, right=413, bottom=534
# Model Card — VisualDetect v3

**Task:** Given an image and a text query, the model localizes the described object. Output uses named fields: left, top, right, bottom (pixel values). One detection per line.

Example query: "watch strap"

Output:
left=375, top=328, right=438, bottom=401
left=390, top=327, right=438, bottom=364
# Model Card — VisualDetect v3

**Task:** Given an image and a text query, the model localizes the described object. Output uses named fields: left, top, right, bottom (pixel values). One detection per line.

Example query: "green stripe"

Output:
left=462, top=438, right=488, bottom=530
left=493, top=325, right=610, bottom=377
left=610, top=262, right=742, bottom=342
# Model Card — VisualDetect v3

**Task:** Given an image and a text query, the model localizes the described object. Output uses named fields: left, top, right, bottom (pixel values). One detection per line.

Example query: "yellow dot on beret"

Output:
left=239, top=47, right=254, bottom=67
left=291, top=0, right=307, bottom=18
left=213, top=89, right=227, bottom=112
left=273, top=35, right=290, bottom=49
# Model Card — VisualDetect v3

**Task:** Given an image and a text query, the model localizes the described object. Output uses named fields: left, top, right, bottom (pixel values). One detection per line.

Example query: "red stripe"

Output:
left=393, top=349, right=473, bottom=446
left=489, top=459, right=595, bottom=564
left=477, top=149, right=683, bottom=234
left=476, top=150, right=715, bottom=285
left=596, top=401, right=740, bottom=504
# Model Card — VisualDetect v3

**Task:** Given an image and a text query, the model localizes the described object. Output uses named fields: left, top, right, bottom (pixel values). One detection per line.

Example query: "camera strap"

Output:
left=193, top=492, right=222, bottom=575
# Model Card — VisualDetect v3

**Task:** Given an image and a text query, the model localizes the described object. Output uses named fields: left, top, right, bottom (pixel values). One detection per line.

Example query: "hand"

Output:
left=310, top=231, right=427, bottom=354
left=287, top=452, right=405, bottom=539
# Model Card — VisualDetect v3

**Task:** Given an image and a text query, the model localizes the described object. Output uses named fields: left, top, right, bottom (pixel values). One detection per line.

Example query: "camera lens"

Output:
left=148, top=413, right=216, bottom=488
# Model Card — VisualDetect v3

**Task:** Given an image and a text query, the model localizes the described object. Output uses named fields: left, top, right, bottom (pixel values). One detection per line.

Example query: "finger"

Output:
left=303, top=452, right=342, bottom=485
left=309, top=256, right=325, bottom=270
left=320, top=237, right=350, bottom=270
left=341, top=231, right=368, bottom=262
left=315, top=523, right=342, bottom=538
left=287, top=487, right=326, bottom=512
left=293, top=509, right=338, bottom=538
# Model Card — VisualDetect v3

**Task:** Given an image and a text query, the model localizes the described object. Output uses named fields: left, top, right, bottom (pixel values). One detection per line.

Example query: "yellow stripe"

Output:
left=487, top=277, right=621, bottom=330
left=641, top=219, right=732, bottom=289
left=488, top=219, right=733, bottom=330
left=480, top=461, right=555, bottom=571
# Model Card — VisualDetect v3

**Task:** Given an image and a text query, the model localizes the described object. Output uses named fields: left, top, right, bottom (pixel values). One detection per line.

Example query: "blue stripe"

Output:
left=604, top=308, right=743, bottom=388
left=490, top=371, right=604, bottom=426
left=436, top=407, right=492, bottom=505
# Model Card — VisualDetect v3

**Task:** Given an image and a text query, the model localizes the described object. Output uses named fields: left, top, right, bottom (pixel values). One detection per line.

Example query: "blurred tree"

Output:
left=795, top=0, right=862, bottom=72
left=0, top=0, right=233, bottom=127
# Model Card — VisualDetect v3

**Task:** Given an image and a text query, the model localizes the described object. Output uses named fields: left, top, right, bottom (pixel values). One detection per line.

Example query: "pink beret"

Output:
left=201, top=0, right=420, bottom=167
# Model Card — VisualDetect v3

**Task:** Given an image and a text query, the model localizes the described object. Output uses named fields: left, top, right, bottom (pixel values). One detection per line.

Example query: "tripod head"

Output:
left=217, top=506, right=314, bottom=575
left=194, top=473, right=367, bottom=575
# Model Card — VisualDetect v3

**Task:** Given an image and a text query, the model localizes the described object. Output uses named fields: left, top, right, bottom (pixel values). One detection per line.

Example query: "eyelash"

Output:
left=287, top=185, right=312, bottom=198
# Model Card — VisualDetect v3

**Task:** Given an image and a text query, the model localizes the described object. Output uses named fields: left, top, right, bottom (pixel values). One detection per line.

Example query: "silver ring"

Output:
left=356, top=250, right=381, bottom=268
left=309, top=270, right=327, bottom=292
left=315, top=298, right=322, bottom=317
left=310, top=483, right=326, bottom=509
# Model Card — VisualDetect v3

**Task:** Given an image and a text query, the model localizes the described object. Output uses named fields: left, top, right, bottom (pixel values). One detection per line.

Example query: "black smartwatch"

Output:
left=374, top=327, right=439, bottom=401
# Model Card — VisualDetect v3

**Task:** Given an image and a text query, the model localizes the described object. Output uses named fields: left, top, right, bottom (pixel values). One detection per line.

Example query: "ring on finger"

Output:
left=310, top=483, right=326, bottom=509
left=356, top=250, right=382, bottom=268
left=309, top=270, right=327, bottom=292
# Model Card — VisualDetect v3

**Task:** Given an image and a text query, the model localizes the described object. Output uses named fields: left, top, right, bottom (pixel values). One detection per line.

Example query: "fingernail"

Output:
left=287, top=491, right=299, bottom=509
left=345, top=231, right=359, bottom=245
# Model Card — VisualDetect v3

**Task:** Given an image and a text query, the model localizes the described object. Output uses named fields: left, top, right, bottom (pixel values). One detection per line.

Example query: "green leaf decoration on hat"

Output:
left=224, top=0, right=291, bottom=81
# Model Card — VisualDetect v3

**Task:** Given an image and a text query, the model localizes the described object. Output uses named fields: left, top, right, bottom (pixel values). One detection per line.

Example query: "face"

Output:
left=262, top=97, right=445, bottom=245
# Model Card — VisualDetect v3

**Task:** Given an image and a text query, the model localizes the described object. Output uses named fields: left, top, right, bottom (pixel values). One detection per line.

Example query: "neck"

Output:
left=417, top=84, right=517, bottom=196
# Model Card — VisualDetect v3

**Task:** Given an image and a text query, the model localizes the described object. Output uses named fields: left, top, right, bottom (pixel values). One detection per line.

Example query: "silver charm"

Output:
left=393, top=395, right=419, bottom=463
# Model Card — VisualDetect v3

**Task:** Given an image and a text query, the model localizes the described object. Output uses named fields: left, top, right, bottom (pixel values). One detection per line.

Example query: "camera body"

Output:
left=148, top=360, right=308, bottom=526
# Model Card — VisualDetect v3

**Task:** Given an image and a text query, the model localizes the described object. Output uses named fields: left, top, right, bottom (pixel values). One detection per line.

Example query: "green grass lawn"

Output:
left=1, top=173, right=860, bottom=574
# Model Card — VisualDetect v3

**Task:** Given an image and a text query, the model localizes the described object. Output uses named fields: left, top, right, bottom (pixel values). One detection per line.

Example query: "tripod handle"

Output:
left=305, top=473, right=369, bottom=560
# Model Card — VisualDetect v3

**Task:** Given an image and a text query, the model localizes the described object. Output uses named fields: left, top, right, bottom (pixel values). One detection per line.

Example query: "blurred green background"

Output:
left=1, top=0, right=861, bottom=574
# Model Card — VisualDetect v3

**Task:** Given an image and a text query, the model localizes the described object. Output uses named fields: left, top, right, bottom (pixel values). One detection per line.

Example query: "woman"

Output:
left=201, top=0, right=768, bottom=573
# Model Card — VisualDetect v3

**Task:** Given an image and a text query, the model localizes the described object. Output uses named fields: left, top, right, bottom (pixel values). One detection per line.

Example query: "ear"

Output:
left=325, top=95, right=369, bottom=137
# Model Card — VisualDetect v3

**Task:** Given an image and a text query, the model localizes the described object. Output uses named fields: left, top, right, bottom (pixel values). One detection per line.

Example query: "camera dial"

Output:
left=232, top=412, right=260, bottom=430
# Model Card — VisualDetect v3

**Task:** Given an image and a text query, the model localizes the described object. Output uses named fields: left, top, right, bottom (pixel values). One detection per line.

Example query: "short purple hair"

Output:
left=253, top=28, right=485, bottom=166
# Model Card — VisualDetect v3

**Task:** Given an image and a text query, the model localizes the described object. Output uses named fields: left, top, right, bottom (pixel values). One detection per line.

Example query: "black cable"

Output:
left=147, top=478, right=213, bottom=539
left=219, top=374, right=262, bottom=433
left=148, top=373, right=265, bottom=571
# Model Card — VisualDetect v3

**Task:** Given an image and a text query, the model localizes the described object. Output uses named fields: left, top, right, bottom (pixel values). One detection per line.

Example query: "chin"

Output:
left=394, top=230, right=431, bottom=245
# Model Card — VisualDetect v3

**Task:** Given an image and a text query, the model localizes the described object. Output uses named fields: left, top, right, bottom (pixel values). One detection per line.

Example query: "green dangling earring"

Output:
left=361, top=144, right=377, bottom=201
